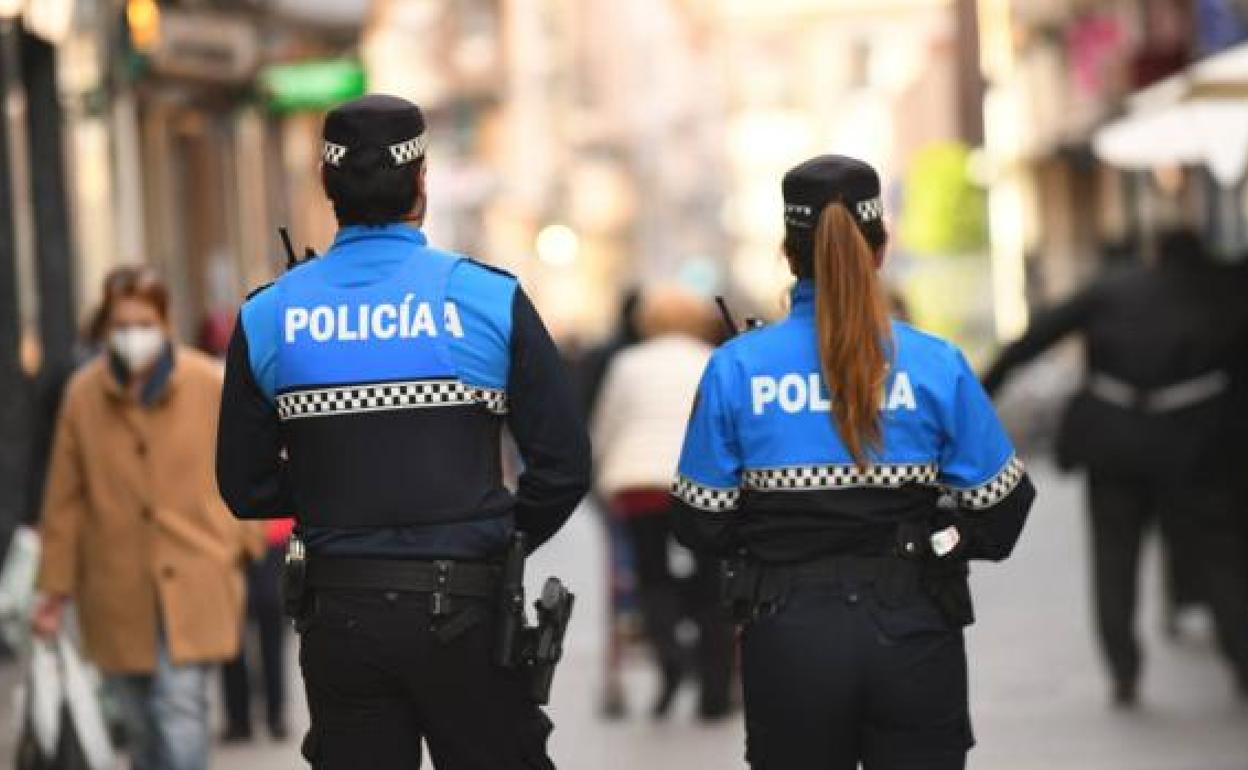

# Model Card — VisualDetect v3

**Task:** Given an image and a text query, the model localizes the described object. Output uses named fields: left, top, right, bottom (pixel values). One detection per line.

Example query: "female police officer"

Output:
left=671, top=155, right=1036, bottom=769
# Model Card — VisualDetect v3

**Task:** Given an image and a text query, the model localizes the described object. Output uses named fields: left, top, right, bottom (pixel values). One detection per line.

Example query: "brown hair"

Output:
left=810, top=204, right=892, bottom=467
left=100, top=266, right=170, bottom=324
left=636, top=285, right=716, bottom=342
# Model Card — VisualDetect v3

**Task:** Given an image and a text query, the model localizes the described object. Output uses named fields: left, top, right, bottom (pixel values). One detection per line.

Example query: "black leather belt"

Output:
left=781, top=555, right=922, bottom=586
left=306, top=557, right=499, bottom=598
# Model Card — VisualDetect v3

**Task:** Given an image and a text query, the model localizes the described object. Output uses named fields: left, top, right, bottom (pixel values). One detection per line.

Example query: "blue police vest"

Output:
left=673, top=280, right=1024, bottom=560
left=269, top=243, right=510, bottom=529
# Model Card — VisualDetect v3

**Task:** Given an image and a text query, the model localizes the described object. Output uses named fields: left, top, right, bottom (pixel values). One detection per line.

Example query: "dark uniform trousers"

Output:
left=299, top=589, right=554, bottom=769
left=1087, top=475, right=1248, bottom=689
left=741, top=579, right=971, bottom=770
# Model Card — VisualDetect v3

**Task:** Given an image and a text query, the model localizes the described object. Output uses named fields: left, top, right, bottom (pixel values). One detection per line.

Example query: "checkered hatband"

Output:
left=855, top=197, right=884, bottom=222
left=388, top=135, right=428, bottom=165
left=784, top=203, right=815, bottom=230
left=949, top=455, right=1025, bottom=510
left=671, top=476, right=741, bottom=513
left=322, top=142, right=347, bottom=166
left=276, top=379, right=508, bottom=421
left=743, top=462, right=939, bottom=491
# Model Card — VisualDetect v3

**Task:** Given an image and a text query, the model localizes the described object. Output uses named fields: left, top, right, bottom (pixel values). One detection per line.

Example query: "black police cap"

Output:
left=322, top=94, right=427, bottom=170
left=782, top=155, right=883, bottom=234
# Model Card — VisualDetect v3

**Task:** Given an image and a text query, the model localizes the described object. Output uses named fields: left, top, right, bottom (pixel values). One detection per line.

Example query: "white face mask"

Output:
left=109, top=326, right=166, bottom=373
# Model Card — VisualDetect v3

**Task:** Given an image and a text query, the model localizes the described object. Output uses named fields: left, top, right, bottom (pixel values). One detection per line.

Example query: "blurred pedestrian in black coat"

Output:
left=983, top=229, right=1248, bottom=707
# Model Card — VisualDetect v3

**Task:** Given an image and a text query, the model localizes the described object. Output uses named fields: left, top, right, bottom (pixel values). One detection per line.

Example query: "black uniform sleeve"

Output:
left=507, top=289, right=592, bottom=549
left=953, top=473, right=1036, bottom=561
left=982, top=287, right=1099, bottom=395
left=216, top=318, right=294, bottom=520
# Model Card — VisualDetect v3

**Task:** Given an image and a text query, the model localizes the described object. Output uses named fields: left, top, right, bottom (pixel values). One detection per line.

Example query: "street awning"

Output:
left=1093, top=99, right=1248, bottom=185
left=1094, top=41, right=1248, bottom=185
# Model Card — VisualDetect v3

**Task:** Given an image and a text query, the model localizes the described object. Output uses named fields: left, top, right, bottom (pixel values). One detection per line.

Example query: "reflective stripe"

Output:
left=676, top=457, right=1026, bottom=513
left=1089, top=370, right=1229, bottom=413
left=742, top=463, right=939, bottom=491
left=948, top=455, right=1025, bottom=510
left=671, top=476, right=741, bottom=513
left=276, top=379, right=507, bottom=421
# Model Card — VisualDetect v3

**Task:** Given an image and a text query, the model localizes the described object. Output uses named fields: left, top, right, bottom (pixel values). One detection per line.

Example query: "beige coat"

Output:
left=592, top=334, right=712, bottom=499
left=36, top=347, right=262, bottom=674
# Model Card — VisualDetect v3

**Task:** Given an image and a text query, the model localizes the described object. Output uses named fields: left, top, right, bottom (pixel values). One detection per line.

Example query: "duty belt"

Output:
left=724, top=554, right=924, bottom=621
left=771, top=555, right=925, bottom=603
left=306, top=557, right=498, bottom=614
left=1088, top=370, right=1229, bottom=414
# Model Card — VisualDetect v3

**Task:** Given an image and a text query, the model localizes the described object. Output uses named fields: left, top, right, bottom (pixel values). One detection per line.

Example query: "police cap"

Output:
left=782, top=155, right=883, bottom=236
left=321, top=94, right=427, bottom=171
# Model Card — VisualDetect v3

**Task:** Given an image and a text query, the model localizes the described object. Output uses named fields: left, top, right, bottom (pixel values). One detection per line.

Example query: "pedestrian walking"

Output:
left=672, top=155, right=1036, bottom=769
left=983, top=227, right=1248, bottom=706
left=30, top=266, right=261, bottom=770
left=576, top=288, right=644, bottom=719
left=592, top=285, right=734, bottom=720
left=220, top=517, right=292, bottom=742
left=216, top=94, right=591, bottom=768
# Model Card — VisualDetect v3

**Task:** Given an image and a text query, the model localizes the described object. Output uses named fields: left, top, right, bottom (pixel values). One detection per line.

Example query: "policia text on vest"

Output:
left=216, top=95, right=590, bottom=768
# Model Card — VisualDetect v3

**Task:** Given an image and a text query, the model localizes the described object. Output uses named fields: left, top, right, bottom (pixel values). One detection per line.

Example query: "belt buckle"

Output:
left=431, top=560, right=453, bottom=617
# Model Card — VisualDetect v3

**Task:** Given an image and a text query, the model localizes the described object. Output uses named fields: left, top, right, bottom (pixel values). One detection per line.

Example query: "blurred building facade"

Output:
left=363, top=0, right=729, bottom=340
left=0, top=0, right=371, bottom=542
left=976, top=0, right=1248, bottom=340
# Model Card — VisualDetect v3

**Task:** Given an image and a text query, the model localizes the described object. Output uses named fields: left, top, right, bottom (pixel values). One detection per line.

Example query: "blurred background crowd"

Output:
left=1, top=0, right=1248, bottom=768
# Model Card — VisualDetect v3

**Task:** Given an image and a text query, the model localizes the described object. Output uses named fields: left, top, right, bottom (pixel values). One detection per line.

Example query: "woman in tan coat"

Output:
left=31, top=267, right=257, bottom=770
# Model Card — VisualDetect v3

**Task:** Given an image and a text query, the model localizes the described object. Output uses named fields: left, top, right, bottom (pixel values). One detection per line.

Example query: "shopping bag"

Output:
left=13, top=636, right=115, bottom=770
left=56, top=636, right=113, bottom=770
left=0, top=526, right=40, bottom=650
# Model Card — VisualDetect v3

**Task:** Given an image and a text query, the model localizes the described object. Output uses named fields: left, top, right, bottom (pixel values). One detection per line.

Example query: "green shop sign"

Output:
left=261, top=59, right=366, bottom=112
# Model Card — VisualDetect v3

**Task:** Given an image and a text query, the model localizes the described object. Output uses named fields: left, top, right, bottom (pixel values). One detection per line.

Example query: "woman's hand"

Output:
left=31, top=594, right=68, bottom=640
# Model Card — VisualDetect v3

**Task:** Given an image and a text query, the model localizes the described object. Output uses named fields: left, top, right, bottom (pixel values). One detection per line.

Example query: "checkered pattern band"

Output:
left=322, top=142, right=347, bottom=166
left=743, top=462, right=939, bottom=491
left=276, top=379, right=507, bottom=421
left=856, top=197, right=884, bottom=222
left=784, top=203, right=815, bottom=230
left=388, top=135, right=428, bottom=165
left=671, top=476, right=741, bottom=513
left=948, top=455, right=1025, bottom=510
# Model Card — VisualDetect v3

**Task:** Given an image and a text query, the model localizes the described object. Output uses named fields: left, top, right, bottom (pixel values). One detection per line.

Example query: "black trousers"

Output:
left=1087, top=475, right=1248, bottom=688
left=299, top=588, right=554, bottom=769
left=624, top=512, right=734, bottom=712
left=741, top=579, right=971, bottom=770
left=222, top=545, right=288, bottom=729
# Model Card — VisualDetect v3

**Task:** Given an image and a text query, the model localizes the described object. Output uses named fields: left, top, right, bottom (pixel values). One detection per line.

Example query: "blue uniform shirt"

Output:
left=673, top=280, right=1029, bottom=561
left=218, top=223, right=591, bottom=559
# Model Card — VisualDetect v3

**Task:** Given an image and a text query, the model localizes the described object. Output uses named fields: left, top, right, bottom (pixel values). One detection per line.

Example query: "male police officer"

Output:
left=216, top=95, right=590, bottom=768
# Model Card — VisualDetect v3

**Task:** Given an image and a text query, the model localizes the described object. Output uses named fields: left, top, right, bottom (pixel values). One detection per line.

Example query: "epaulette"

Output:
left=244, top=281, right=275, bottom=301
left=465, top=258, right=517, bottom=279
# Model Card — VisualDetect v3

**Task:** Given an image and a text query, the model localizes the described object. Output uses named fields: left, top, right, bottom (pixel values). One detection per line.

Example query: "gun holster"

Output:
left=720, top=551, right=791, bottom=623
left=281, top=535, right=309, bottom=623
left=494, top=534, right=576, bottom=705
